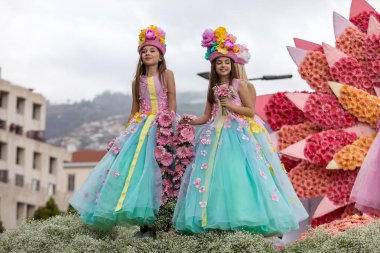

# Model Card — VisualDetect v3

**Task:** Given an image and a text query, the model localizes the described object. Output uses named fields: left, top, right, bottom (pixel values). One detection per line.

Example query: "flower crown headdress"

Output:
left=201, top=26, right=239, bottom=62
left=235, top=44, right=251, bottom=65
left=138, top=25, right=166, bottom=55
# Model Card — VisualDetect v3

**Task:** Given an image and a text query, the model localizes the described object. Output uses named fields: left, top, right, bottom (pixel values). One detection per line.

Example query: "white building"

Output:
left=0, top=76, right=71, bottom=229
left=63, top=150, right=106, bottom=197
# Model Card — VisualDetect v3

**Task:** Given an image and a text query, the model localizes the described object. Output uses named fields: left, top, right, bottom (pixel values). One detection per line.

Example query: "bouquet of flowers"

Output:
left=215, top=85, right=234, bottom=116
left=154, top=111, right=175, bottom=204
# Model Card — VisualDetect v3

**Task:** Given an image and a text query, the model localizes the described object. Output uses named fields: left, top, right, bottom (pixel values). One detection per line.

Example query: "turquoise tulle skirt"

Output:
left=69, top=114, right=162, bottom=229
left=173, top=115, right=308, bottom=235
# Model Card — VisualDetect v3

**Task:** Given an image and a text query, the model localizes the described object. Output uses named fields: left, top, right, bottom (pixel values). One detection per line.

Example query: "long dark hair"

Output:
left=133, top=51, right=167, bottom=104
left=207, top=58, right=238, bottom=104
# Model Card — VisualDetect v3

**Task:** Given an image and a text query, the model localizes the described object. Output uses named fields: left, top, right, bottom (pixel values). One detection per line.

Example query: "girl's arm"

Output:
left=127, top=81, right=139, bottom=123
left=247, top=82, right=256, bottom=115
left=166, top=69, right=177, bottom=113
left=220, top=80, right=254, bottom=117
left=191, top=101, right=212, bottom=125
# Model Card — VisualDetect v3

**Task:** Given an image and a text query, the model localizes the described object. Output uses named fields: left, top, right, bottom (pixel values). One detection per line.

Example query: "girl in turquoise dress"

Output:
left=173, top=27, right=308, bottom=235
left=69, top=25, right=177, bottom=231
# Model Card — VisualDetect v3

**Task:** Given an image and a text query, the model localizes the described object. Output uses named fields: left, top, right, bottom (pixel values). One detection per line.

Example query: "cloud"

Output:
left=0, top=0, right=378, bottom=103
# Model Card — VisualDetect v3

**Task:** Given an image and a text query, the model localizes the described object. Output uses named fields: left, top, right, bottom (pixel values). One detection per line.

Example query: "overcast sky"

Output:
left=0, top=0, right=379, bottom=104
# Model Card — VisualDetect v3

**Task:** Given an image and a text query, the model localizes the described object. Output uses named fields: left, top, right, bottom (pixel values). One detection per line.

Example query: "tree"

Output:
left=33, top=197, right=61, bottom=220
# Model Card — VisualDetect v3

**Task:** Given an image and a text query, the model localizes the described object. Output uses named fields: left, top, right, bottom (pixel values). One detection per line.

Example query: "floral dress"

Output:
left=173, top=79, right=308, bottom=235
left=69, top=73, right=169, bottom=229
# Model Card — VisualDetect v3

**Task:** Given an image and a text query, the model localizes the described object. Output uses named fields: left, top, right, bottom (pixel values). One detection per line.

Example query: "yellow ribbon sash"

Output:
left=115, top=75, right=158, bottom=211
left=201, top=116, right=225, bottom=227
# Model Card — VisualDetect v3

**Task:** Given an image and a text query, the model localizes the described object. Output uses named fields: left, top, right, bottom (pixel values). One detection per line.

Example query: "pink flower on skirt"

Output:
left=201, top=163, right=208, bottom=170
left=112, top=146, right=121, bottom=154
left=201, top=150, right=207, bottom=156
left=193, top=178, right=201, bottom=188
left=112, top=171, right=120, bottom=177
left=272, top=194, right=279, bottom=202
left=199, top=186, right=205, bottom=192
left=199, top=201, right=207, bottom=208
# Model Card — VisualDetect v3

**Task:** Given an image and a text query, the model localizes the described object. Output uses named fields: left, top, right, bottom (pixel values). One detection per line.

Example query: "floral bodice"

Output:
left=138, top=73, right=169, bottom=114
left=211, top=78, right=244, bottom=120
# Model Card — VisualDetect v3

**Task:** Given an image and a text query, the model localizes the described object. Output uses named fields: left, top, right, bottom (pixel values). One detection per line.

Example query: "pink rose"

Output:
left=202, top=29, right=215, bottom=47
left=145, top=29, right=156, bottom=40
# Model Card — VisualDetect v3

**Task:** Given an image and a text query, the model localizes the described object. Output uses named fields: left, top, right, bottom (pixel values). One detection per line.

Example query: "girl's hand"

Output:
left=219, top=97, right=233, bottom=109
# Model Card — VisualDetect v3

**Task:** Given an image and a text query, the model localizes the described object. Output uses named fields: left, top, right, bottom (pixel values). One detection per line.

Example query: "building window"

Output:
left=33, top=152, right=41, bottom=170
left=26, top=204, right=35, bottom=219
left=0, top=91, right=8, bottom=109
left=16, top=147, right=25, bottom=166
left=49, top=157, right=57, bottom=174
left=31, top=179, right=40, bottom=191
left=32, top=103, right=41, bottom=120
left=16, top=97, right=26, bottom=115
left=47, top=183, right=56, bottom=196
left=17, top=202, right=25, bottom=220
left=0, top=170, right=8, bottom=183
left=68, top=174, right=75, bottom=191
left=0, top=141, right=7, bottom=161
left=15, top=174, right=24, bottom=187
left=0, top=119, right=6, bottom=130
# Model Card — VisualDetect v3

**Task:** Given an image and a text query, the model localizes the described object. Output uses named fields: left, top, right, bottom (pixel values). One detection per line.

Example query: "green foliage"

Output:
left=1, top=214, right=380, bottom=253
left=0, top=220, right=4, bottom=233
left=66, top=204, right=79, bottom=215
left=151, top=198, right=176, bottom=232
left=33, top=197, right=61, bottom=220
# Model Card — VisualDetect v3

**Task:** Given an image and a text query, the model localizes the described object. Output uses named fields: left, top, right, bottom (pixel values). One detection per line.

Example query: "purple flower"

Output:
left=224, top=39, right=235, bottom=50
left=202, top=29, right=215, bottom=47
left=145, top=29, right=156, bottom=40
left=157, top=27, right=165, bottom=36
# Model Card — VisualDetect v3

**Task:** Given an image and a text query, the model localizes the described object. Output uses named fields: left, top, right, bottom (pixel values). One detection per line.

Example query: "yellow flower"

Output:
left=214, top=26, right=227, bottom=41
left=149, top=25, right=158, bottom=31
left=233, top=45, right=239, bottom=53
left=217, top=46, right=228, bottom=54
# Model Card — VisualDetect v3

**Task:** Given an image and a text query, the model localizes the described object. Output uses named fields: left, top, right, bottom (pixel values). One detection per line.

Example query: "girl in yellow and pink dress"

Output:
left=173, top=27, right=308, bottom=235
left=70, top=25, right=177, bottom=233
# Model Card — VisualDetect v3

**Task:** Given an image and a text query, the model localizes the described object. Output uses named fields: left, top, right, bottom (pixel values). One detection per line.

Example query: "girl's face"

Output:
left=215, top=57, right=232, bottom=77
left=140, top=45, right=161, bottom=66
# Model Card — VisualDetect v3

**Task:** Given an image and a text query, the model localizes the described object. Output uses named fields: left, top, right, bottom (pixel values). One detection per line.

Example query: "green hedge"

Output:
left=1, top=215, right=379, bottom=253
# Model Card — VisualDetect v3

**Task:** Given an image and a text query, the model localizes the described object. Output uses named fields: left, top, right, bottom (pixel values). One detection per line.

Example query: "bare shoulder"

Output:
left=165, top=69, right=174, bottom=77
left=238, top=79, right=249, bottom=91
